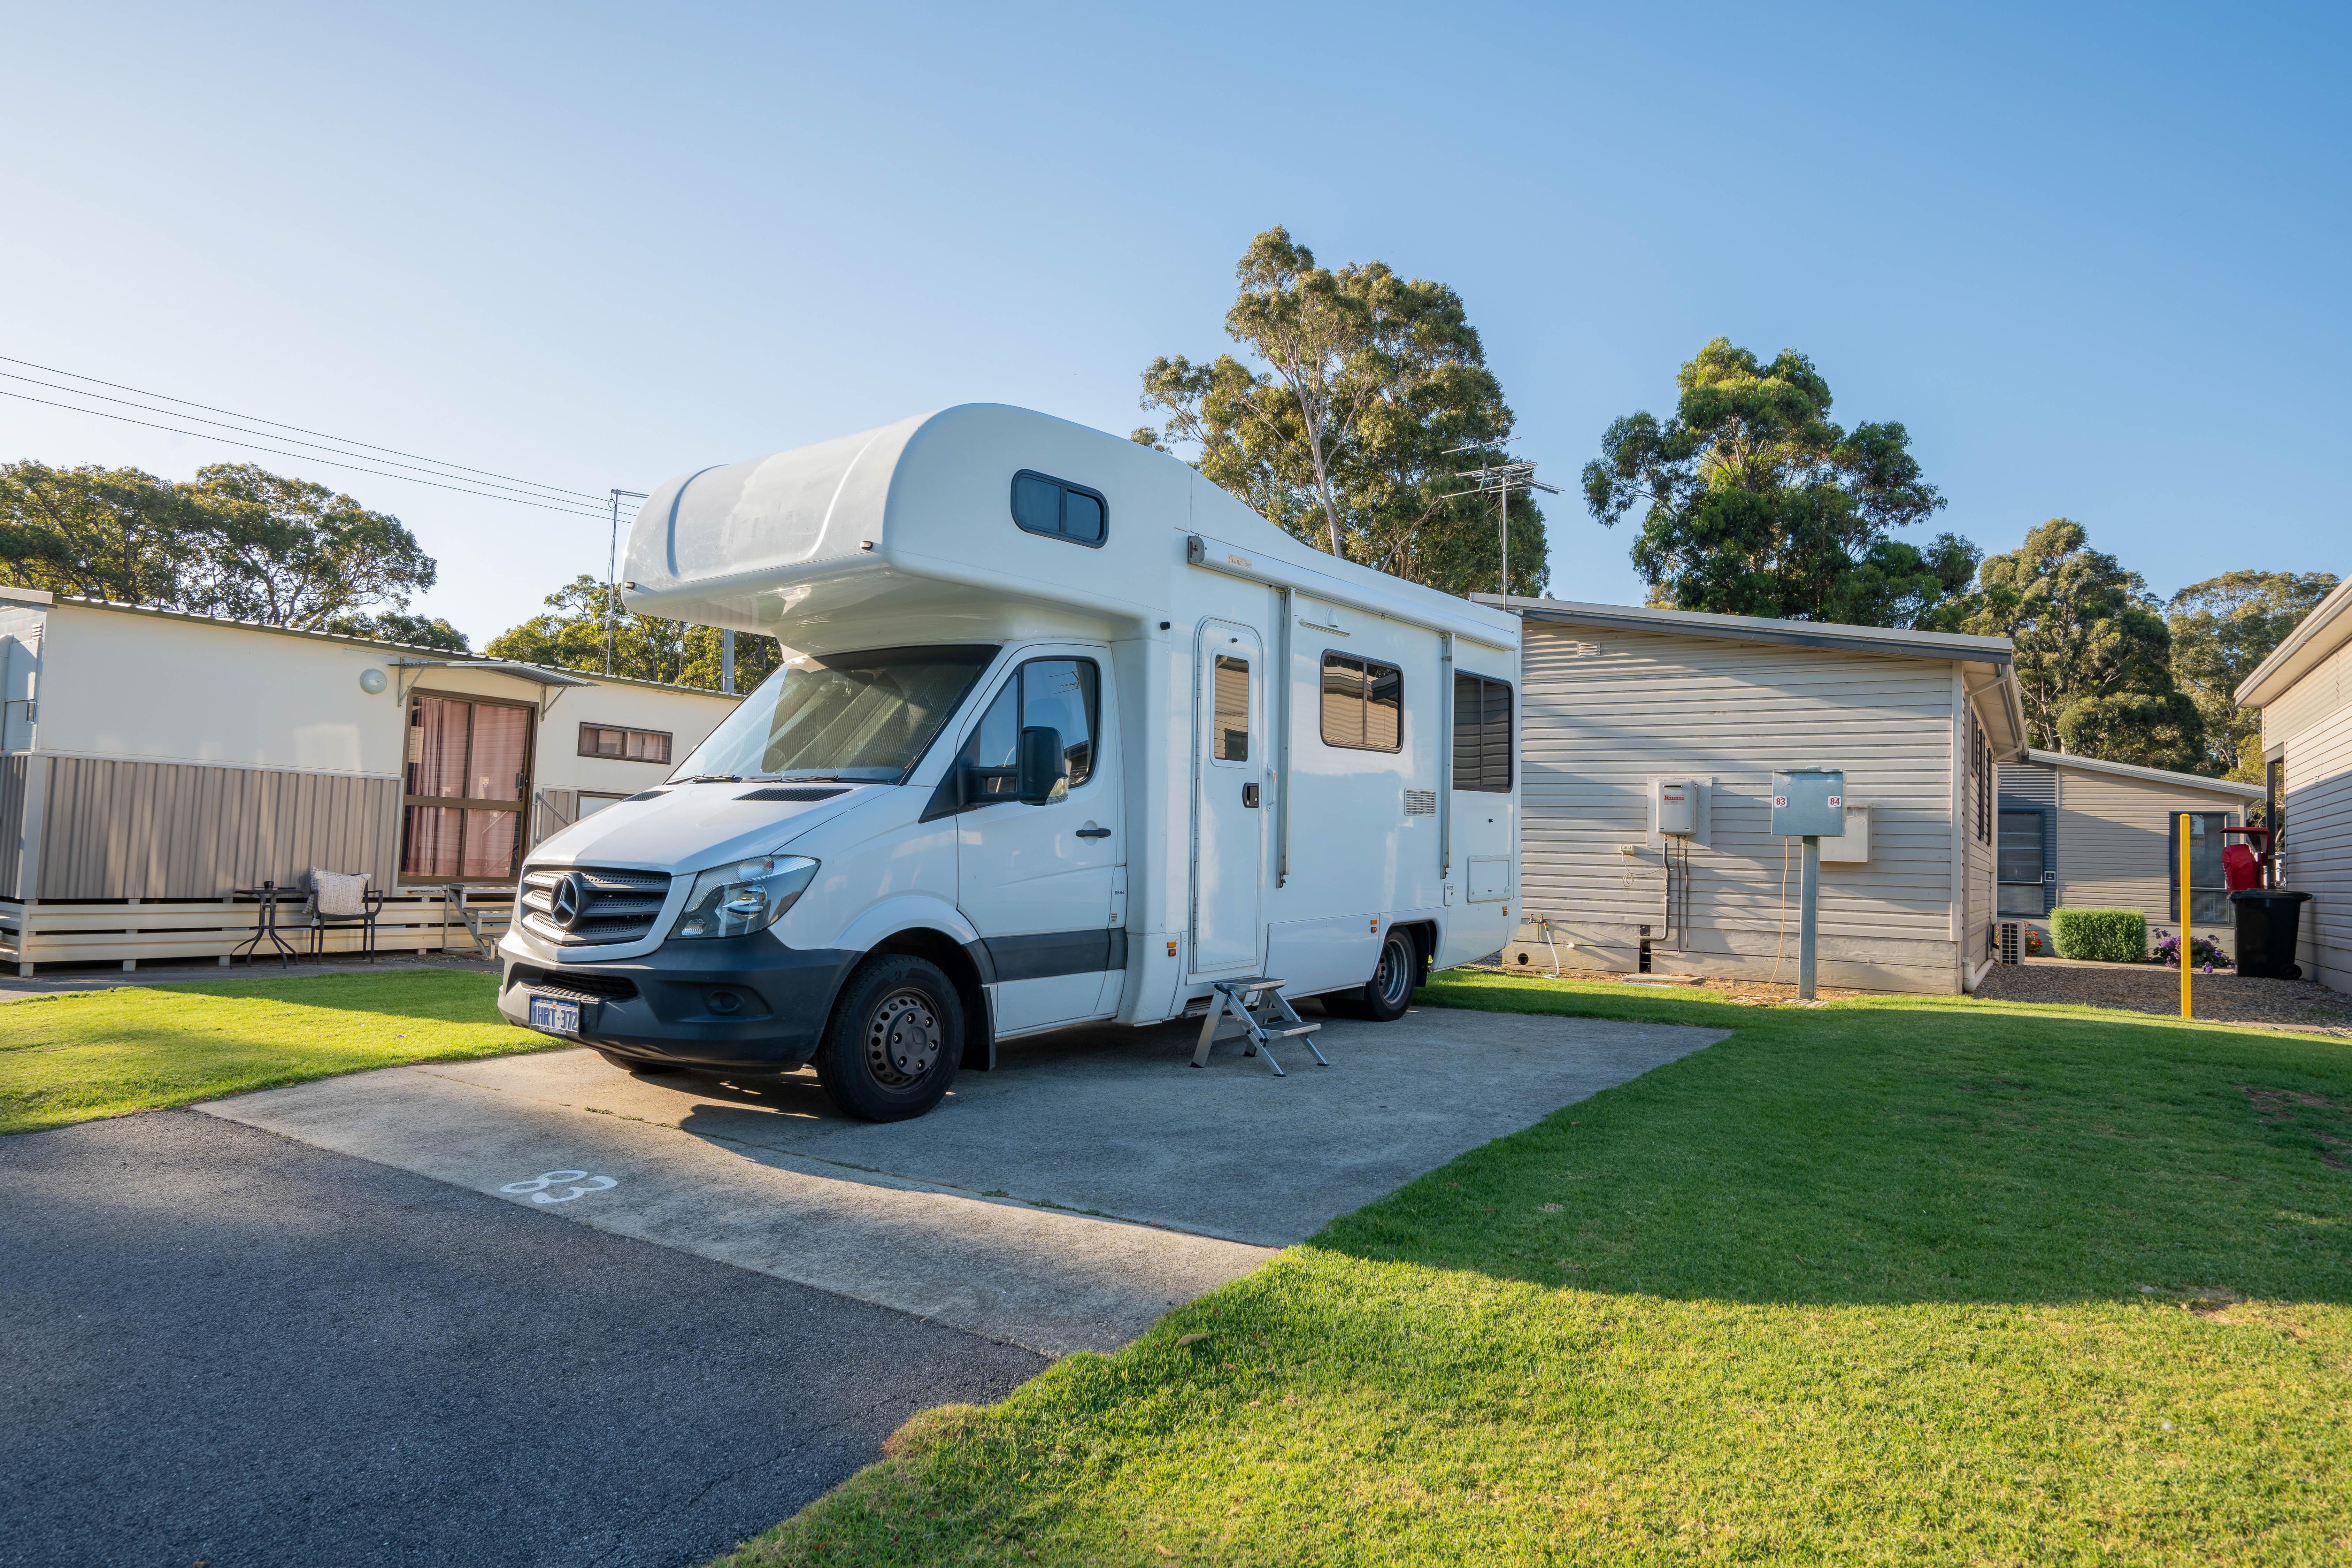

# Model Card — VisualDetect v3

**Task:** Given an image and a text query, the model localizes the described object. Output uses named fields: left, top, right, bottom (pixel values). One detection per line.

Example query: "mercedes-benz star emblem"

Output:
left=550, top=873, right=590, bottom=930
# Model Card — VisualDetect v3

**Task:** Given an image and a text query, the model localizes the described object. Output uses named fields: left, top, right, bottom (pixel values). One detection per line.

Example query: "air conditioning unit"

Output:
left=1997, top=921, right=2023, bottom=965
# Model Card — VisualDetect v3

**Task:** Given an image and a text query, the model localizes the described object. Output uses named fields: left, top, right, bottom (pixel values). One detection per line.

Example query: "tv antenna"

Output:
left=1443, top=447, right=1557, bottom=608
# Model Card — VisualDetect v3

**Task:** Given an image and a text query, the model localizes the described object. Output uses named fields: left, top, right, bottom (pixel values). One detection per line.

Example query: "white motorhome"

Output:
left=495, top=405, right=1521, bottom=1119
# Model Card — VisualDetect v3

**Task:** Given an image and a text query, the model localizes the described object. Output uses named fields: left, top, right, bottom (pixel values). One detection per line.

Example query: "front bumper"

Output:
left=498, top=932, right=859, bottom=1070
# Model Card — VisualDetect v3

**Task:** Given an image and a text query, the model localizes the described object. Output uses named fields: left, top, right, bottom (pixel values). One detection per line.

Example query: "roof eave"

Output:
left=2234, top=575, right=2352, bottom=708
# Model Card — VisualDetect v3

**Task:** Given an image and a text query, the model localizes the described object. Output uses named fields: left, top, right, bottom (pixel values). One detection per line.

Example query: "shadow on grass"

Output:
left=1324, top=973, right=2352, bottom=1308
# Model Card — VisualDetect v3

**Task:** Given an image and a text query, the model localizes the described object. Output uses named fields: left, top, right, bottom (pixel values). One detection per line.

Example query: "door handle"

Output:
left=1242, top=783, right=1260, bottom=808
left=1076, top=827, right=1111, bottom=839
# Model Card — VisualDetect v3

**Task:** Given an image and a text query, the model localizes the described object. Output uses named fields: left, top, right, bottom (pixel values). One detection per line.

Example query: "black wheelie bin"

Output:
left=2230, top=889, right=2312, bottom=979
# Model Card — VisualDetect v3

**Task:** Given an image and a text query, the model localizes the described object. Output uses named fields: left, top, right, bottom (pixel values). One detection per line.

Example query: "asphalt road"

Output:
left=0, top=1110, right=1045, bottom=1568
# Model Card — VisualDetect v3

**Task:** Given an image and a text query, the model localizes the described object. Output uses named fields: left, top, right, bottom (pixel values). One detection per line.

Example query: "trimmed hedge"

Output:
left=2050, top=907, right=2147, bottom=963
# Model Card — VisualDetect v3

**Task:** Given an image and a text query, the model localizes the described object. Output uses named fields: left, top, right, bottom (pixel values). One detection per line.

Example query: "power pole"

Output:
left=605, top=487, right=648, bottom=677
left=1443, top=448, right=1558, bottom=607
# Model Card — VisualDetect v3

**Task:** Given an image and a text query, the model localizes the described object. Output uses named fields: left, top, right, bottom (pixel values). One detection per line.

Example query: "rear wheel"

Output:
left=1324, top=928, right=1418, bottom=1022
left=814, top=954, right=962, bottom=1122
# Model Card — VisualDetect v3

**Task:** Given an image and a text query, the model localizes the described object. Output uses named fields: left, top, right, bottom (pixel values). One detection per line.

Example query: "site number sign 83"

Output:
left=500, top=1170, right=617, bottom=1205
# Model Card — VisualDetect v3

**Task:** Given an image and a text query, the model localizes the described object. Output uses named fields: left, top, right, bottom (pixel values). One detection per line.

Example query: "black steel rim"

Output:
left=1374, top=934, right=1411, bottom=1007
left=865, top=987, right=941, bottom=1087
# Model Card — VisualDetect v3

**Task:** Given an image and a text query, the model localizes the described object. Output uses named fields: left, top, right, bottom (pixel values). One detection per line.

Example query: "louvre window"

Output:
left=1009, top=470, right=1108, bottom=546
left=1452, top=673, right=1512, bottom=793
left=1320, top=652, right=1402, bottom=752
left=578, top=724, right=672, bottom=764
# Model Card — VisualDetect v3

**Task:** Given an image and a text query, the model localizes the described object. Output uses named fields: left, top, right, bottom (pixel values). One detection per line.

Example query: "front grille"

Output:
left=520, top=865, right=673, bottom=947
left=508, top=964, right=640, bottom=1004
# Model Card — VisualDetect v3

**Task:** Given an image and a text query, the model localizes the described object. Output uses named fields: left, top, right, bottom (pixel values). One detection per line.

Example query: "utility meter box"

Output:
left=1656, top=778, right=1698, bottom=837
left=1771, top=769, right=1846, bottom=838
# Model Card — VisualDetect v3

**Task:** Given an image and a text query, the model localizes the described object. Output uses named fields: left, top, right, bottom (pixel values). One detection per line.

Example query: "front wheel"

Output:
left=1324, top=928, right=1418, bottom=1022
left=813, top=955, right=962, bottom=1122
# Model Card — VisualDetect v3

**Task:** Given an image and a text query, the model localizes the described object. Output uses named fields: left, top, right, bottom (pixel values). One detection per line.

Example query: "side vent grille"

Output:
left=736, top=786, right=849, bottom=802
left=1997, top=921, right=2022, bottom=965
left=1403, top=789, right=1437, bottom=817
left=520, top=866, right=673, bottom=947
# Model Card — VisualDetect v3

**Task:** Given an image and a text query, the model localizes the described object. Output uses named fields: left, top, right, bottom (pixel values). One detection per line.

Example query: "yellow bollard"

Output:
left=2180, top=813, right=2193, bottom=1019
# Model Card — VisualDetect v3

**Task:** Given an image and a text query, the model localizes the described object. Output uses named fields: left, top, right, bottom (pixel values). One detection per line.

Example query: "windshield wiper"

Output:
left=679, top=774, right=741, bottom=784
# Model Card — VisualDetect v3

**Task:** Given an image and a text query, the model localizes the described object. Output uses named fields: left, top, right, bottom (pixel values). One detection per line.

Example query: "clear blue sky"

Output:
left=4, top=1, right=2344, bottom=645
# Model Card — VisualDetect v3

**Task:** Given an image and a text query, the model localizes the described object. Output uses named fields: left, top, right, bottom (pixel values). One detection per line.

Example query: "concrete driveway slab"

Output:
left=201, top=1005, right=1724, bottom=1355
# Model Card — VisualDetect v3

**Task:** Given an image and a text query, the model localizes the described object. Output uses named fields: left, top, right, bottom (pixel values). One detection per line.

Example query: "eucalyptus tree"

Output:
left=1582, top=338, right=1974, bottom=627
left=1136, top=227, right=1543, bottom=597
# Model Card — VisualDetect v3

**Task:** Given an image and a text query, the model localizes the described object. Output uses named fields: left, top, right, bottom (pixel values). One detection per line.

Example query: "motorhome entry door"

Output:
left=1190, top=620, right=1265, bottom=976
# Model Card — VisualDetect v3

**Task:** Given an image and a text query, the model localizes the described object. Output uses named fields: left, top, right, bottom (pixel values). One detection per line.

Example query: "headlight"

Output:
left=668, top=855, right=819, bottom=940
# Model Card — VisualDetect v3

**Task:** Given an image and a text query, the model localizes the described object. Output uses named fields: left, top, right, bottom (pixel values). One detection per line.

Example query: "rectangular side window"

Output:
left=1320, top=652, right=1402, bottom=752
left=2169, top=811, right=2232, bottom=925
left=1213, top=655, right=1250, bottom=761
left=578, top=724, right=671, bottom=764
left=1452, top=673, right=1512, bottom=792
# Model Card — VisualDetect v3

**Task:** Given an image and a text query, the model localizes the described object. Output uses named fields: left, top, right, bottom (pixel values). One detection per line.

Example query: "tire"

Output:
left=1325, top=928, right=1418, bottom=1023
left=597, top=1048, right=684, bottom=1074
left=813, top=954, right=962, bottom=1122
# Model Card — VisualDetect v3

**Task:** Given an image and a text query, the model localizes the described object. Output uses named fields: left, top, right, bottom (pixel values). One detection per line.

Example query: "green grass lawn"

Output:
left=717, top=973, right=2352, bottom=1567
left=0, top=968, right=550, bottom=1134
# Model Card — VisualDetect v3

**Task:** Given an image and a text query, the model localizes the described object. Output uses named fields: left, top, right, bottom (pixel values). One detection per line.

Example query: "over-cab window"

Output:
left=1452, top=673, right=1512, bottom=793
left=1010, top=470, right=1108, bottom=547
left=1320, top=652, right=1401, bottom=752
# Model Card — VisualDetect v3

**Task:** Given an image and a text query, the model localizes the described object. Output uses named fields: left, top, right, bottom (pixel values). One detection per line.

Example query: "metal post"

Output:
left=605, top=490, right=620, bottom=677
left=2179, top=813, right=2193, bottom=1018
left=722, top=628, right=736, bottom=695
left=604, top=488, right=647, bottom=678
left=1499, top=480, right=1509, bottom=606
left=1798, top=835, right=1820, bottom=999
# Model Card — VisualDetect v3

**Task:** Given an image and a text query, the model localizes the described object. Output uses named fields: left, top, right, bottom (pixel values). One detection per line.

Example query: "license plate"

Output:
left=528, top=994, right=581, bottom=1035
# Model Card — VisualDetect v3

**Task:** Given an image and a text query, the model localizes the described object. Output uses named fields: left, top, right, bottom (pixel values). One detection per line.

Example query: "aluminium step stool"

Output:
left=1190, top=976, right=1326, bottom=1076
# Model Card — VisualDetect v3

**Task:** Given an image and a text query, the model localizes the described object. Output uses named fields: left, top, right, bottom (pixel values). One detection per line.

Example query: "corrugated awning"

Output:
left=391, top=659, right=598, bottom=688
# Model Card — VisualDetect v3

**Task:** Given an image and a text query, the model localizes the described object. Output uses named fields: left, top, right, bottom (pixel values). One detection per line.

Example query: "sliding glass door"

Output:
left=402, top=694, right=533, bottom=884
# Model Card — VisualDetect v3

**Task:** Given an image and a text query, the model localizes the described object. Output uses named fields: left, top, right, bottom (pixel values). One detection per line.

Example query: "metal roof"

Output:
left=2020, top=748, right=2263, bottom=799
left=1482, top=594, right=2015, bottom=663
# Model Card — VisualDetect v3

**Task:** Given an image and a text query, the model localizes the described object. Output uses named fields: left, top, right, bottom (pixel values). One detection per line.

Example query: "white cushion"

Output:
left=310, top=869, right=370, bottom=918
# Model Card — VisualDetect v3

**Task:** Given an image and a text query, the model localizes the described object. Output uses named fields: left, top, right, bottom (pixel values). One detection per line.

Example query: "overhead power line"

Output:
left=0, top=354, right=609, bottom=503
left=0, top=386, right=615, bottom=519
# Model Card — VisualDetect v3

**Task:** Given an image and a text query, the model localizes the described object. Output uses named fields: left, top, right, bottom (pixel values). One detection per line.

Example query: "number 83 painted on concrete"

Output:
left=500, top=1170, right=618, bottom=1205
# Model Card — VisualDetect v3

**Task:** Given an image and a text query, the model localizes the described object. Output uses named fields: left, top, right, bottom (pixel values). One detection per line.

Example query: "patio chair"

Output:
left=300, top=868, right=385, bottom=961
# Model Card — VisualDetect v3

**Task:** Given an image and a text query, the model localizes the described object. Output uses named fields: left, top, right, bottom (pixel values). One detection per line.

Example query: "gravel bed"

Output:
left=1975, top=960, right=2352, bottom=1036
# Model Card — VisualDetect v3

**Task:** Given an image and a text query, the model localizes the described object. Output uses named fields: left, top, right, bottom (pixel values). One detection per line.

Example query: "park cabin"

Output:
left=2233, top=572, right=2352, bottom=990
left=0, top=586, right=738, bottom=973
left=1994, top=750, right=2261, bottom=961
left=1488, top=596, right=2028, bottom=994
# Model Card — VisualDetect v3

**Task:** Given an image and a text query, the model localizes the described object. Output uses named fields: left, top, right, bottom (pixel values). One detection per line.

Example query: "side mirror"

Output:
left=1016, top=726, right=1067, bottom=805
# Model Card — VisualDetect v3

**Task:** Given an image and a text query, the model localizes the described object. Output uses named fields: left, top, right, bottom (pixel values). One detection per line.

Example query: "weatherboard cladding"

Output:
left=2048, top=763, right=2245, bottom=955
left=2261, top=636, right=2352, bottom=988
left=1517, top=624, right=1967, bottom=989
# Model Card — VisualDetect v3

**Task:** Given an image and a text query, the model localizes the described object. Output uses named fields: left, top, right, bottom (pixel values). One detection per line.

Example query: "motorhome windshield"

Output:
left=672, top=645, right=998, bottom=783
